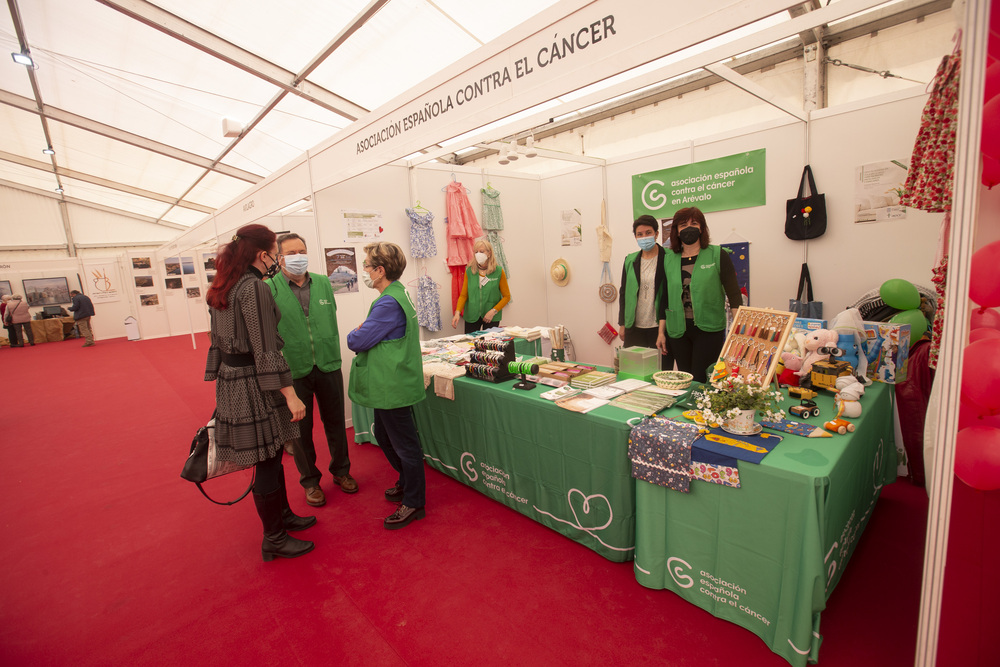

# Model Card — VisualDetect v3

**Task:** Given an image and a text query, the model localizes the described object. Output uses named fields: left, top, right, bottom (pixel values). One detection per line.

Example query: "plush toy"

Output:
left=797, top=328, right=839, bottom=378
left=829, top=308, right=870, bottom=378
left=777, top=330, right=807, bottom=386
left=834, top=375, right=865, bottom=418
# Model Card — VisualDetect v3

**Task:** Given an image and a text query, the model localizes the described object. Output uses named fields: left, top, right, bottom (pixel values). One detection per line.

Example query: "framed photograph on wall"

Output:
left=23, top=277, right=71, bottom=306
left=0, top=280, right=11, bottom=297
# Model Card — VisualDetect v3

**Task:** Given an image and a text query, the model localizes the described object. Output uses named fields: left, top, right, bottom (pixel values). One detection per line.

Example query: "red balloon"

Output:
left=970, top=240, right=1000, bottom=307
left=970, top=327, right=1000, bottom=343
left=959, top=395, right=1000, bottom=431
left=985, top=154, right=1000, bottom=189
left=988, top=62, right=1000, bottom=102
left=955, top=426, right=1000, bottom=490
left=962, top=339, right=1000, bottom=411
left=984, top=97, right=1000, bottom=159
left=971, top=307, right=1000, bottom=330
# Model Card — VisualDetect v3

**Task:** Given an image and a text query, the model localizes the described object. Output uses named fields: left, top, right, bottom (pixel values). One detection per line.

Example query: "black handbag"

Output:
left=180, top=413, right=255, bottom=505
left=788, top=263, right=823, bottom=319
left=785, top=166, right=827, bottom=240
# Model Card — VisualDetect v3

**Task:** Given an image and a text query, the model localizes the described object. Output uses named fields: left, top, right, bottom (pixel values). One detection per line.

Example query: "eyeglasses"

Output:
left=363, top=262, right=380, bottom=270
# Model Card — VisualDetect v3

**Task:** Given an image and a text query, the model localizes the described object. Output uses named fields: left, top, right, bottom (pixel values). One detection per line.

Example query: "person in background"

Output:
left=348, top=242, right=427, bottom=530
left=68, top=290, right=96, bottom=347
left=204, top=223, right=314, bottom=562
left=618, top=214, right=672, bottom=370
left=1, top=295, right=16, bottom=347
left=267, top=232, right=355, bottom=509
left=450, top=238, right=511, bottom=332
left=4, top=295, right=33, bottom=347
left=660, top=207, right=742, bottom=383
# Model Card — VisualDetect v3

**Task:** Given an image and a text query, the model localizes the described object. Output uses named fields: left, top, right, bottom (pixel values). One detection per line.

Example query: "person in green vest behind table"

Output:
left=618, top=214, right=672, bottom=369
left=267, top=233, right=356, bottom=510
left=659, top=207, right=742, bottom=383
left=450, top=239, right=511, bottom=332
left=348, top=242, right=427, bottom=530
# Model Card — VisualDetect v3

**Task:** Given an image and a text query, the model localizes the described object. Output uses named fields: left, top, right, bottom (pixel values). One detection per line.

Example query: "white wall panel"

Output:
left=0, top=185, right=65, bottom=245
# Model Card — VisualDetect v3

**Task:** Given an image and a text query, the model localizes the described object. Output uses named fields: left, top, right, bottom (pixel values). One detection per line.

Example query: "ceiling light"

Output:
left=524, top=135, right=537, bottom=158
left=42, top=147, right=55, bottom=155
left=497, top=144, right=510, bottom=166
left=11, top=52, right=34, bottom=67
left=507, top=142, right=520, bottom=161
left=54, top=186, right=64, bottom=193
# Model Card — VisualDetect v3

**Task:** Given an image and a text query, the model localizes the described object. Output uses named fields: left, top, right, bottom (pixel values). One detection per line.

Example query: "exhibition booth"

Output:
left=2, top=0, right=995, bottom=664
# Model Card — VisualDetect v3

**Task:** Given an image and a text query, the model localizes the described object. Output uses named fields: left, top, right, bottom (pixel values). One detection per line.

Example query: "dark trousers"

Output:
left=464, top=318, right=500, bottom=333
left=11, top=322, right=33, bottom=345
left=669, top=319, right=726, bottom=383
left=289, top=367, right=349, bottom=488
left=252, top=450, right=283, bottom=495
left=4, top=325, right=19, bottom=346
left=373, top=406, right=426, bottom=509
left=622, top=325, right=674, bottom=371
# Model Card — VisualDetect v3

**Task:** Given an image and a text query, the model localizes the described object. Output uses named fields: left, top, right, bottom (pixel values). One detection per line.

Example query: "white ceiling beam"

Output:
left=0, top=150, right=214, bottom=213
left=95, top=0, right=368, bottom=121
left=0, top=89, right=263, bottom=183
left=294, top=0, right=390, bottom=84
left=0, top=178, right=187, bottom=230
left=703, top=62, right=810, bottom=122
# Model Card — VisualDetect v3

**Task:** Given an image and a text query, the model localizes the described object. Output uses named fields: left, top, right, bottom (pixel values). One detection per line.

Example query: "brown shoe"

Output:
left=384, top=504, right=425, bottom=530
left=305, top=486, right=326, bottom=507
left=332, top=474, right=358, bottom=494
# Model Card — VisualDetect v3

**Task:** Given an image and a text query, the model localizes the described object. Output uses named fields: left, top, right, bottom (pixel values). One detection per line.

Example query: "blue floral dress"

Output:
left=406, top=208, right=437, bottom=258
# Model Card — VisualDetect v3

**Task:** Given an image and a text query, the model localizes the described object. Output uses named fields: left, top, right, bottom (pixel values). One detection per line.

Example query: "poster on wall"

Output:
left=632, top=149, right=766, bottom=219
left=165, top=278, right=183, bottom=290
left=0, top=280, right=11, bottom=297
left=560, top=209, right=582, bottom=246
left=721, top=241, right=750, bottom=306
left=164, top=257, right=181, bottom=276
left=325, top=247, right=359, bottom=294
left=181, top=257, right=196, bottom=275
left=342, top=209, right=383, bottom=243
left=83, top=262, right=122, bottom=303
left=131, top=257, right=152, bottom=270
left=134, top=276, right=154, bottom=288
left=140, top=294, right=159, bottom=306
left=203, top=253, right=216, bottom=271
left=186, top=287, right=201, bottom=299
left=855, top=160, right=908, bottom=223
left=23, top=277, right=71, bottom=306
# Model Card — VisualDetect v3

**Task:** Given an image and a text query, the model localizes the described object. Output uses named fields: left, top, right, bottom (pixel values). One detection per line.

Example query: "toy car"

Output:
left=824, top=417, right=856, bottom=435
left=788, top=386, right=818, bottom=400
left=789, top=400, right=820, bottom=419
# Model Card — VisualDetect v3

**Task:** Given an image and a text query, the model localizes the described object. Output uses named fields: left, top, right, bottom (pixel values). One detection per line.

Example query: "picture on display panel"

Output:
left=325, top=247, right=359, bottom=294
left=164, top=257, right=181, bottom=276
left=206, top=273, right=215, bottom=284
left=165, top=278, right=183, bottom=290
left=0, top=280, right=11, bottom=297
left=560, top=209, right=582, bottom=246
left=140, top=294, right=159, bottom=306
left=186, top=287, right=200, bottom=299
left=134, top=276, right=154, bottom=288
left=203, top=253, right=216, bottom=271
left=132, top=257, right=152, bottom=270
left=23, top=277, right=71, bottom=306
left=181, top=257, right=196, bottom=275
left=855, top=160, right=908, bottom=223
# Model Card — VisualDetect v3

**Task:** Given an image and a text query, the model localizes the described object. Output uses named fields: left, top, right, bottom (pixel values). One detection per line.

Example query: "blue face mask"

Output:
left=637, top=236, right=656, bottom=251
left=283, top=254, right=309, bottom=275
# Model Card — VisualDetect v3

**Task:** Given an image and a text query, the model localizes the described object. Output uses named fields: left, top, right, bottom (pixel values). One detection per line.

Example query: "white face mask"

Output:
left=283, top=254, right=309, bottom=275
left=475, top=252, right=489, bottom=265
left=361, top=268, right=375, bottom=288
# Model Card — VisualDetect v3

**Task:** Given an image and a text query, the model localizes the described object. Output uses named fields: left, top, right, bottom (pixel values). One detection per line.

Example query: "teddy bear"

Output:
left=797, top=328, right=839, bottom=378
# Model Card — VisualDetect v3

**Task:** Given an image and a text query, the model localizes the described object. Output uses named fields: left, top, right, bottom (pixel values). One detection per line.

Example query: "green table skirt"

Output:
left=633, top=383, right=896, bottom=666
left=412, top=376, right=636, bottom=562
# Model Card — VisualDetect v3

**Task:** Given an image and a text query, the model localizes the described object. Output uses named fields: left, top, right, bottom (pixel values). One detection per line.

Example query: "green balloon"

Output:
left=880, top=278, right=921, bottom=310
left=890, top=309, right=928, bottom=342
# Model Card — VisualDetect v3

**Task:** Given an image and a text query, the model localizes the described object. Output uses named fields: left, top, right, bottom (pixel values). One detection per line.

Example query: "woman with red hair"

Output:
left=204, top=224, right=314, bottom=561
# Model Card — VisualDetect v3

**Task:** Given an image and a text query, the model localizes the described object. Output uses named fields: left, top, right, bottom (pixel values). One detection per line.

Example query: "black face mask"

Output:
left=679, top=227, right=701, bottom=245
left=262, top=252, right=280, bottom=279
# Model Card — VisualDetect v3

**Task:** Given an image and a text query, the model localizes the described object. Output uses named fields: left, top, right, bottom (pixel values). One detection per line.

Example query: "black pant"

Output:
left=622, top=326, right=674, bottom=371
left=4, top=325, right=19, bottom=346
left=289, top=367, right=349, bottom=488
left=252, top=450, right=283, bottom=495
left=373, top=406, right=426, bottom=509
left=464, top=318, right=501, bottom=333
left=669, top=319, right=726, bottom=383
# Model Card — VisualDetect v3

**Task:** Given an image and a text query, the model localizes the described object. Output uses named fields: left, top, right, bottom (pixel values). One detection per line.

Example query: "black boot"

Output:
left=278, top=468, right=316, bottom=532
left=253, top=490, right=314, bottom=562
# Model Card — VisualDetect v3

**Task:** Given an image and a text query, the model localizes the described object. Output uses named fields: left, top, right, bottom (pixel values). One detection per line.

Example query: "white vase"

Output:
left=725, top=409, right=757, bottom=434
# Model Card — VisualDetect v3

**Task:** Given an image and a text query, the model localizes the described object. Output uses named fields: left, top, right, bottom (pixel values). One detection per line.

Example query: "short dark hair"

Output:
left=277, top=233, right=306, bottom=253
left=70, top=290, right=81, bottom=296
left=633, top=215, right=659, bottom=236
left=668, top=207, right=710, bottom=252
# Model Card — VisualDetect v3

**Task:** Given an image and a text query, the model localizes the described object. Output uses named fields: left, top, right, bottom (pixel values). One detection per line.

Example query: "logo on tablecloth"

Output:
left=667, top=557, right=694, bottom=588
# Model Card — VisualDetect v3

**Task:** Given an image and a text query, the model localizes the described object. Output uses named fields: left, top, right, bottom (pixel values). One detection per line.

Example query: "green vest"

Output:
left=266, top=273, right=342, bottom=380
left=348, top=281, right=425, bottom=409
left=664, top=245, right=727, bottom=338
left=464, top=265, right=503, bottom=322
left=621, top=249, right=663, bottom=329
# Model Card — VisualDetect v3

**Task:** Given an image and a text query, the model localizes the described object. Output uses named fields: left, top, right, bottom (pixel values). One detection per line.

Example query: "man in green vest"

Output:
left=267, top=233, right=356, bottom=508
left=348, top=242, right=427, bottom=530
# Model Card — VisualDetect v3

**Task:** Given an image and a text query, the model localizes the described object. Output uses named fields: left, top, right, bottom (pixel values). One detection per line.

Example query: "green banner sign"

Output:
left=632, top=149, right=766, bottom=219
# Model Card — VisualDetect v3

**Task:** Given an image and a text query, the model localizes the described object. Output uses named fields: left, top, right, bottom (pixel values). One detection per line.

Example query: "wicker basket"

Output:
left=653, top=370, right=693, bottom=391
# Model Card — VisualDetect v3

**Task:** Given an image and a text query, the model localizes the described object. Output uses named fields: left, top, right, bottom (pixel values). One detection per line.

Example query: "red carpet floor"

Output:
left=0, top=334, right=929, bottom=666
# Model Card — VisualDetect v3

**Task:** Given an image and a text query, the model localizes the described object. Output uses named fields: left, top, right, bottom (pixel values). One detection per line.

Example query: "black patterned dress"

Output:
left=204, top=269, right=299, bottom=467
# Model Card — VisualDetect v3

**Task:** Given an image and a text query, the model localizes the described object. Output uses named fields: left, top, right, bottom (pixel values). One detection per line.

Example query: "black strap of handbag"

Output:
left=195, top=474, right=256, bottom=506
left=797, top=165, right=819, bottom=199
left=796, top=263, right=815, bottom=303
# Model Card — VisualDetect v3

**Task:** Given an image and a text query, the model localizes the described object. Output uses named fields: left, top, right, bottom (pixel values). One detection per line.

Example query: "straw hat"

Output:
left=550, top=258, right=570, bottom=287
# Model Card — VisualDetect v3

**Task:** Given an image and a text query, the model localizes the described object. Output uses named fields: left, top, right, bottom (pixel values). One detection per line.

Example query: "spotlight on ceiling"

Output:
left=497, top=144, right=510, bottom=166
left=507, top=141, right=520, bottom=161
left=54, top=186, right=64, bottom=194
left=11, top=52, right=34, bottom=67
left=524, top=135, right=537, bottom=159
left=42, top=147, right=55, bottom=155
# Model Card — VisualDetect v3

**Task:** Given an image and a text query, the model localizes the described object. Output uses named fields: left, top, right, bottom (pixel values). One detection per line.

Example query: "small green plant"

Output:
left=695, top=370, right=785, bottom=424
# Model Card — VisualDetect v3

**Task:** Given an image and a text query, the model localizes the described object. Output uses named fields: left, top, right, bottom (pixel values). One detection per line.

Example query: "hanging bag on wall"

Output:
left=788, top=263, right=823, bottom=319
left=785, top=166, right=827, bottom=240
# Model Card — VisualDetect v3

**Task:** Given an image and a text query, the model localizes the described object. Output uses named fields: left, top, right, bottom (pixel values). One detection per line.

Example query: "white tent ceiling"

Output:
left=1, top=0, right=948, bottom=238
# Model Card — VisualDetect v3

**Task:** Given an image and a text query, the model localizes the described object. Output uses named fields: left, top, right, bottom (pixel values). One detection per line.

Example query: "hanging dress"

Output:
left=481, top=186, right=510, bottom=277
left=416, top=274, right=442, bottom=332
left=445, top=182, right=484, bottom=311
left=406, top=208, right=437, bottom=259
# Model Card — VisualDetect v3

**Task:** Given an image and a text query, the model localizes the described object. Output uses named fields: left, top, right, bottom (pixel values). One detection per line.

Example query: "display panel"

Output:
left=0, top=280, right=11, bottom=297
left=23, top=277, right=72, bottom=306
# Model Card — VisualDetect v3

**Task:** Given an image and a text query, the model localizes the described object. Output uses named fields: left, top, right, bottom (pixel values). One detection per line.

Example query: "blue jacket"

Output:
left=69, top=293, right=95, bottom=320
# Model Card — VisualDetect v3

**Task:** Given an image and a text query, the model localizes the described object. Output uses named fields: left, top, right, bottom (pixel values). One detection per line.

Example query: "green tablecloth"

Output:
left=412, top=376, right=637, bottom=562
left=633, top=382, right=896, bottom=666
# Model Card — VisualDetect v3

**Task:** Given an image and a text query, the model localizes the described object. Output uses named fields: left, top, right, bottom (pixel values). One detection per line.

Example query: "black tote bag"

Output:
left=785, top=166, right=827, bottom=240
left=788, top=263, right=823, bottom=319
